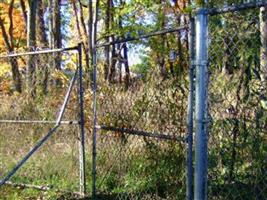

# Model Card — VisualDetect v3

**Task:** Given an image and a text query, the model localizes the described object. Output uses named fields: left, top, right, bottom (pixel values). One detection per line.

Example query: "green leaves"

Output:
left=260, top=99, right=267, bottom=110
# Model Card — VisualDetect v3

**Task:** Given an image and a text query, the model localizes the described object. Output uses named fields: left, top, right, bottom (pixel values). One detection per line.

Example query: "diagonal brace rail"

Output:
left=0, top=69, right=78, bottom=187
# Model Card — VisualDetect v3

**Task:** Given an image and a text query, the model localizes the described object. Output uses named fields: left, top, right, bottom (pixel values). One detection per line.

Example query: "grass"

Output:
left=1, top=71, right=266, bottom=199
left=0, top=185, right=85, bottom=200
left=0, top=90, right=87, bottom=199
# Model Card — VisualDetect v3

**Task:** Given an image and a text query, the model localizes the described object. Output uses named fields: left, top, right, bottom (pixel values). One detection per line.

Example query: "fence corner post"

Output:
left=194, top=8, right=208, bottom=200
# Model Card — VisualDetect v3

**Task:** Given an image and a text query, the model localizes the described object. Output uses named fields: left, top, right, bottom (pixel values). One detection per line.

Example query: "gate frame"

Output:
left=0, top=44, right=87, bottom=196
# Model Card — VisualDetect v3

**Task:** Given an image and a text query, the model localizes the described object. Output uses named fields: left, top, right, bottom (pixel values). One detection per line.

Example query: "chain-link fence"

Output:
left=95, top=78, right=188, bottom=199
left=92, top=28, right=192, bottom=199
left=207, top=4, right=267, bottom=200
left=1, top=2, right=267, bottom=200
left=0, top=46, right=87, bottom=197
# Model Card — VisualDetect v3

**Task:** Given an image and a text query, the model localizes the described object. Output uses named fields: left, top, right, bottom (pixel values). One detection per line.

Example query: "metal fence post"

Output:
left=194, top=8, right=208, bottom=200
left=186, top=16, right=195, bottom=200
left=92, top=46, right=97, bottom=200
left=77, top=43, right=86, bottom=196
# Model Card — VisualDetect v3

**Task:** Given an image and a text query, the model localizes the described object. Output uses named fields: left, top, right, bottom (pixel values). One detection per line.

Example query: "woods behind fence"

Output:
left=0, top=1, right=266, bottom=200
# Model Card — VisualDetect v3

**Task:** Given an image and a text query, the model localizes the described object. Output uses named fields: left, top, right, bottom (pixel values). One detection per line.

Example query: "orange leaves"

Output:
left=0, top=3, right=9, bottom=13
left=0, top=79, right=11, bottom=94
left=0, top=2, right=26, bottom=52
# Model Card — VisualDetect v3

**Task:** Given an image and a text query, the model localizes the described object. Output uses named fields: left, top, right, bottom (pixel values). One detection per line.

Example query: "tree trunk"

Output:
left=48, top=0, right=53, bottom=48
left=118, top=0, right=129, bottom=87
left=27, top=0, right=38, bottom=97
left=123, top=43, right=130, bottom=88
left=72, top=1, right=90, bottom=73
left=117, top=43, right=122, bottom=83
left=88, top=0, right=93, bottom=57
left=158, top=2, right=167, bottom=78
left=78, top=0, right=88, bottom=41
left=173, top=0, right=185, bottom=75
left=260, top=7, right=267, bottom=97
left=10, top=59, right=22, bottom=93
left=37, top=0, right=49, bottom=94
left=108, top=0, right=117, bottom=82
left=93, top=0, right=100, bottom=45
left=109, top=35, right=117, bottom=82
left=27, top=0, right=37, bottom=48
left=0, top=2, right=22, bottom=93
left=88, top=0, right=94, bottom=85
left=19, top=0, right=27, bottom=28
left=37, top=0, right=49, bottom=47
left=72, top=1, right=82, bottom=38
left=104, top=0, right=111, bottom=80
left=78, top=1, right=90, bottom=72
left=52, top=0, right=62, bottom=70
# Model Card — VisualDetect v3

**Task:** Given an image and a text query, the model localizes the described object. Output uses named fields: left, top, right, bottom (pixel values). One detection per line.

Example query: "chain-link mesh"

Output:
left=96, top=82, right=187, bottom=199
left=96, top=132, right=185, bottom=200
left=94, top=34, right=190, bottom=199
left=0, top=49, right=83, bottom=196
left=208, top=9, right=267, bottom=200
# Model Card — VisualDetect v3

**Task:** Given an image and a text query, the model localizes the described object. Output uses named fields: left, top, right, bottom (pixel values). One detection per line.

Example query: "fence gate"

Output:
left=0, top=45, right=87, bottom=196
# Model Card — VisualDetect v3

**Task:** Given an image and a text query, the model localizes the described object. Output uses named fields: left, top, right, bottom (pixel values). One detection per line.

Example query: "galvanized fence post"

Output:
left=77, top=43, right=86, bottom=196
left=194, top=8, right=208, bottom=200
left=186, top=16, right=195, bottom=200
left=92, top=46, right=97, bottom=200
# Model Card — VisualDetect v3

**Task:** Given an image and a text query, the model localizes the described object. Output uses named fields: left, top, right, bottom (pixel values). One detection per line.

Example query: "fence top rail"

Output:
left=0, top=46, right=78, bottom=59
left=95, top=26, right=188, bottom=48
left=205, top=1, right=267, bottom=16
left=0, top=120, right=79, bottom=125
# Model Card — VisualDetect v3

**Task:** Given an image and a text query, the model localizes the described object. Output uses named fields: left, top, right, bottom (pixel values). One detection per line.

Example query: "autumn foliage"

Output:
left=0, top=2, right=26, bottom=53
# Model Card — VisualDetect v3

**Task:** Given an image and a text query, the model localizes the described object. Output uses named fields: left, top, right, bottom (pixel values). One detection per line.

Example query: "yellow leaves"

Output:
left=0, top=60, right=11, bottom=93
left=0, top=2, right=26, bottom=51
left=0, top=58, right=25, bottom=93
left=0, top=61, right=10, bottom=76
left=0, top=79, right=11, bottom=93
left=12, top=10, right=26, bottom=35
left=62, top=54, right=78, bottom=70
left=51, top=70, right=70, bottom=87
left=0, top=3, right=9, bottom=13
